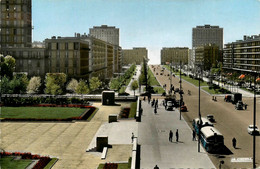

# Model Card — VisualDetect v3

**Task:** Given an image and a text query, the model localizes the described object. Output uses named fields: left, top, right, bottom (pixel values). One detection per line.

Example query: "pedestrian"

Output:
left=154, top=107, right=157, bottom=114
left=144, top=96, right=146, bottom=101
left=232, top=137, right=236, bottom=148
left=148, top=96, right=151, bottom=104
left=154, top=165, right=159, bottom=169
left=169, top=130, right=173, bottom=142
left=245, top=104, right=247, bottom=110
left=176, top=129, right=179, bottom=142
left=131, top=133, right=134, bottom=143
left=192, top=130, right=196, bottom=141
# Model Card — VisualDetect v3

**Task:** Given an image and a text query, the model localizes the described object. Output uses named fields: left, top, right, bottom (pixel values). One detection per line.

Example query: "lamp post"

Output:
left=198, top=64, right=202, bottom=152
left=179, top=60, right=182, bottom=120
left=252, top=71, right=257, bottom=169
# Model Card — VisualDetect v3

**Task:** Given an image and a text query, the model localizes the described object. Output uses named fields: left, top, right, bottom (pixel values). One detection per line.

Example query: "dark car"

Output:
left=181, top=105, right=187, bottom=112
left=166, top=101, right=174, bottom=111
left=235, top=101, right=243, bottom=110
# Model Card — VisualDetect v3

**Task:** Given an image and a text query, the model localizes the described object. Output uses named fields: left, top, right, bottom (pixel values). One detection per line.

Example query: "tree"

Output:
left=0, top=55, right=16, bottom=78
left=0, top=76, right=11, bottom=94
left=27, top=76, right=41, bottom=94
left=66, top=78, right=79, bottom=93
left=76, top=80, right=89, bottom=94
left=131, top=80, right=139, bottom=96
left=89, top=77, right=101, bottom=91
left=9, top=73, right=29, bottom=94
left=45, top=73, right=67, bottom=95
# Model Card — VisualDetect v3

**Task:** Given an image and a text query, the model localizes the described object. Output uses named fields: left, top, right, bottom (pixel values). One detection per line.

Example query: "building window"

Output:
left=56, top=43, right=59, bottom=50
left=65, top=42, right=68, bottom=50
left=74, top=42, right=79, bottom=50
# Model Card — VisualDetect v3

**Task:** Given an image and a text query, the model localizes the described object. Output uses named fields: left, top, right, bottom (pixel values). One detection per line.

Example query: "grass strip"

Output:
left=43, top=158, right=58, bottom=169
left=129, top=102, right=137, bottom=118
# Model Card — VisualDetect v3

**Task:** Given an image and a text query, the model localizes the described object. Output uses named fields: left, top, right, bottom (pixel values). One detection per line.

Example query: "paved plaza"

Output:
left=0, top=102, right=136, bottom=169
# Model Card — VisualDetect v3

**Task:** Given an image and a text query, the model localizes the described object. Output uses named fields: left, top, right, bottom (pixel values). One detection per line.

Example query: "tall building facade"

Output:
left=89, top=25, right=119, bottom=46
left=0, top=0, right=32, bottom=48
left=223, top=35, right=260, bottom=72
left=45, top=33, right=122, bottom=80
left=192, top=44, right=221, bottom=70
left=122, top=48, right=148, bottom=65
left=192, top=25, right=223, bottom=50
left=160, top=47, right=189, bottom=65
left=1, top=47, right=45, bottom=77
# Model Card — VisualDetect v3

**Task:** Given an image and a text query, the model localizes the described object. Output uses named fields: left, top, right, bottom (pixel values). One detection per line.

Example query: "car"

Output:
left=166, top=101, right=174, bottom=111
left=247, top=125, right=260, bottom=135
left=235, top=101, right=243, bottom=110
left=181, top=105, right=187, bottom=112
left=206, top=114, right=215, bottom=122
left=160, top=73, right=163, bottom=75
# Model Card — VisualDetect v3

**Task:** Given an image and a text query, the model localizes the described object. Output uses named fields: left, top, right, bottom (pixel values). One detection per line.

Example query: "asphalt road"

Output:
left=149, top=65, right=260, bottom=169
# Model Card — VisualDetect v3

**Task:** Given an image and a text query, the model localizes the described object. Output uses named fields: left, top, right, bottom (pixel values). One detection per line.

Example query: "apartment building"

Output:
left=1, top=47, right=45, bottom=77
left=0, top=0, right=32, bottom=48
left=192, top=44, right=221, bottom=70
left=223, top=35, right=260, bottom=72
left=45, top=33, right=121, bottom=80
left=89, top=25, right=119, bottom=46
left=160, top=47, right=189, bottom=65
left=192, top=25, right=223, bottom=50
left=122, top=48, right=148, bottom=65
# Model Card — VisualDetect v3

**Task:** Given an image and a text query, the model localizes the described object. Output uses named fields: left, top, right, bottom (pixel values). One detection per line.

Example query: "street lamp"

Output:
left=197, top=64, right=203, bottom=152
left=179, top=60, right=182, bottom=120
left=252, top=71, right=257, bottom=169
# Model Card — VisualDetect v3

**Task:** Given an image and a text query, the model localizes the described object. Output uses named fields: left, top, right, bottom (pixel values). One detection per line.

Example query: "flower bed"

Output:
left=1, top=152, right=52, bottom=169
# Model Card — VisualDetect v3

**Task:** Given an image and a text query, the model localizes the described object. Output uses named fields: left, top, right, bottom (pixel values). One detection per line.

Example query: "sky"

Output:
left=32, top=0, right=260, bottom=64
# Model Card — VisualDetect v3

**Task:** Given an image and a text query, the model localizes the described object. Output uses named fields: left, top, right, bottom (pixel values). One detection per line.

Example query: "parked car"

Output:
left=224, top=95, right=232, bottom=102
left=235, top=101, right=243, bottom=110
left=181, top=105, right=187, bottom=112
left=247, top=125, right=260, bottom=135
left=206, top=114, right=215, bottom=122
left=166, top=101, right=174, bottom=111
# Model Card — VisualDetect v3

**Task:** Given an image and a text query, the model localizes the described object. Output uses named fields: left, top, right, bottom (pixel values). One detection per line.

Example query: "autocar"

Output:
left=166, top=101, right=174, bottom=111
left=247, top=125, right=260, bottom=135
left=181, top=105, right=187, bottom=112
left=156, top=73, right=158, bottom=75
left=206, top=114, right=215, bottom=122
left=160, top=73, right=163, bottom=75
left=235, top=101, right=243, bottom=110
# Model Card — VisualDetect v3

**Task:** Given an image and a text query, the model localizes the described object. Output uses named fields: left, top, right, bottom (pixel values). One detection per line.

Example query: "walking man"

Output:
left=154, top=107, right=157, bottom=114
left=169, top=130, right=173, bottom=142
left=192, top=130, right=196, bottom=141
left=232, top=137, right=236, bottom=148
left=176, top=129, right=179, bottom=142
left=131, top=133, right=134, bottom=143
left=154, top=165, right=159, bottom=169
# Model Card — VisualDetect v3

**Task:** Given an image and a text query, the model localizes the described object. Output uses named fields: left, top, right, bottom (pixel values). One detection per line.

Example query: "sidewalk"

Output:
left=125, top=65, right=142, bottom=96
left=138, top=100, right=216, bottom=169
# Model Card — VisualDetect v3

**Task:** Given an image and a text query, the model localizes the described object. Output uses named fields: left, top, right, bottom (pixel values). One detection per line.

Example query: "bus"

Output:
left=192, top=117, right=214, bottom=134
left=200, top=126, right=224, bottom=152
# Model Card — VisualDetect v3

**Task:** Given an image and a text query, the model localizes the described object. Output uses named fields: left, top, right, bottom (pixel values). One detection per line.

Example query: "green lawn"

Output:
left=148, top=68, right=160, bottom=86
left=129, top=102, right=137, bottom=118
left=0, top=156, right=33, bottom=169
left=153, top=87, right=165, bottom=94
left=163, top=65, right=208, bottom=87
left=202, top=87, right=232, bottom=94
left=1, top=107, right=86, bottom=119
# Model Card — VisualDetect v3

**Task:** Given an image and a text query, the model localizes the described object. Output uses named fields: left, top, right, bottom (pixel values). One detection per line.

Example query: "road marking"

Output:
left=231, top=157, right=253, bottom=162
